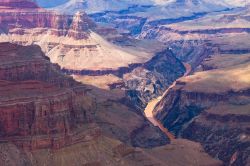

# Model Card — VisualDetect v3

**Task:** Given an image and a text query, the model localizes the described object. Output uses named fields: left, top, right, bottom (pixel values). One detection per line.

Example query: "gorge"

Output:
left=0, top=0, right=249, bottom=166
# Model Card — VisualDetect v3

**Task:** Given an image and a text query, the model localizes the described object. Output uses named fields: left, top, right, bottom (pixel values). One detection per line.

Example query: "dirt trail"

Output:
left=144, top=63, right=191, bottom=140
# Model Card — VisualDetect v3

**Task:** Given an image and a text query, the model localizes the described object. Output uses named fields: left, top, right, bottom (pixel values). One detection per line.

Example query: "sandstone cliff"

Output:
left=0, top=42, right=97, bottom=150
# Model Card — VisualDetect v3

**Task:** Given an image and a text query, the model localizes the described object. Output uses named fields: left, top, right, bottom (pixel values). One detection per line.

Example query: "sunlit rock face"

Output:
left=0, top=0, right=153, bottom=71
left=0, top=0, right=95, bottom=39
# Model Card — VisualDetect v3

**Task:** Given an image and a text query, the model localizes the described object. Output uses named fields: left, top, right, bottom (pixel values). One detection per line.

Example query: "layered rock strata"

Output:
left=0, top=42, right=98, bottom=150
left=154, top=55, right=250, bottom=165
left=0, top=0, right=95, bottom=39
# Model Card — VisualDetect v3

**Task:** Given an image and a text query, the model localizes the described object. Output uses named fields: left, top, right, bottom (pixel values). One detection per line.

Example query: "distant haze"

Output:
left=33, top=0, right=69, bottom=7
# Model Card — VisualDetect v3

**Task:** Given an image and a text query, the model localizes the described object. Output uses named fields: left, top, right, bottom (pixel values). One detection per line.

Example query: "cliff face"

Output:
left=0, top=1, right=95, bottom=40
left=0, top=43, right=97, bottom=150
left=124, top=49, right=185, bottom=109
left=0, top=0, right=153, bottom=71
left=154, top=57, right=250, bottom=165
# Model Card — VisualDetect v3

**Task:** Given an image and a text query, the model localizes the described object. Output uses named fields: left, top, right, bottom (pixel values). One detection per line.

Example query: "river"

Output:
left=144, top=63, right=191, bottom=140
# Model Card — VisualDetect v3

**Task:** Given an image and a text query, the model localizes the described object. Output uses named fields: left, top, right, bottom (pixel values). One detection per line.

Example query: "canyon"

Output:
left=0, top=41, right=222, bottom=166
left=0, top=0, right=187, bottom=109
left=151, top=5, right=250, bottom=166
left=0, top=0, right=250, bottom=166
left=154, top=53, right=250, bottom=165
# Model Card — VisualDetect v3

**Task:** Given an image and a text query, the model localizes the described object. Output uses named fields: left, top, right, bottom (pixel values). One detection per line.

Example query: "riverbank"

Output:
left=144, top=63, right=191, bottom=140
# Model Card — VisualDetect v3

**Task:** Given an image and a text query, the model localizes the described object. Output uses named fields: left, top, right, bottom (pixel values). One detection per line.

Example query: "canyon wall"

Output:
left=0, top=8, right=95, bottom=40
left=0, top=43, right=98, bottom=150
left=154, top=59, right=250, bottom=165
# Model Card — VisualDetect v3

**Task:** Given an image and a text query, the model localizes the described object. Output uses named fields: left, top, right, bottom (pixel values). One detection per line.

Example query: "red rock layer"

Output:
left=0, top=43, right=99, bottom=150
left=0, top=0, right=96, bottom=39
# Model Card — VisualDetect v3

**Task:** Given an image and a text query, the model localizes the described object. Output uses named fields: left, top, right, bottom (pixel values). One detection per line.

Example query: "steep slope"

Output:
left=154, top=53, right=250, bottom=165
left=0, top=136, right=222, bottom=166
left=151, top=8, right=250, bottom=165
left=0, top=0, right=154, bottom=71
left=37, top=1, right=250, bottom=165
left=0, top=42, right=98, bottom=150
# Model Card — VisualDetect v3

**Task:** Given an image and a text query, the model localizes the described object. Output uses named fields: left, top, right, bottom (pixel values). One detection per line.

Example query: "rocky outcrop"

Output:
left=63, top=48, right=186, bottom=110
left=154, top=84, right=240, bottom=134
left=62, top=63, right=141, bottom=77
left=124, top=49, right=186, bottom=109
left=0, top=43, right=98, bottom=150
left=0, top=0, right=154, bottom=73
left=0, top=0, right=95, bottom=39
left=0, top=43, right=78, bottom=87
left=181, top=111, right=250, bottom=166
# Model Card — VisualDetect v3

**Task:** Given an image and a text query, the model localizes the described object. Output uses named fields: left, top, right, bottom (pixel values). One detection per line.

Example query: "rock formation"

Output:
left=0, top=42, right=98, bottom=150
left=0, top=40, right=170, bottom=150
left=0, top=0, right=95, bottom=39
left=1, top=1, right=248, bottom=165
left=0, top=0, right=175, bottom=149
left=154, top=53, right=250, bottom=165
left=0, top=0, right=187, bottom=111
left=124, top=49, right=185, bottom=109
left=0, top=41, right=222, bottom=166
